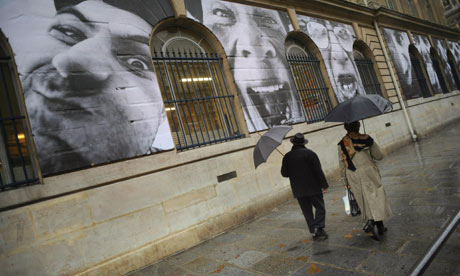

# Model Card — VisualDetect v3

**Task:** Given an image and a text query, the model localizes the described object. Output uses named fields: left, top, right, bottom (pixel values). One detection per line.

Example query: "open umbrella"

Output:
left=253, top=125, right=292, bottom=169
left=324, top=94, right=393, bottom=123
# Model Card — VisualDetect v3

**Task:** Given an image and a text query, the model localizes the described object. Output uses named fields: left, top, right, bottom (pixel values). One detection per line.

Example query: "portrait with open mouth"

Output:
left=0, top=0, right=175, bottom=175
left=297, top=15, right=365, bottom=103
left=186, top=0, right=304, bottom=132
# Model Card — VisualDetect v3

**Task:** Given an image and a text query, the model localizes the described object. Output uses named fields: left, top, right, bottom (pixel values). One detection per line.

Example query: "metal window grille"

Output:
left=152, top=50, right=242, bottom=151
left=354, top=55, right=383, bottom=96
left=410, top=53, right=432, bottom=97
left=286, top=53, right=333, bottom=123
left=432, top=56, right=449, bottom=92
left=0, top=57, right=38, bottom=191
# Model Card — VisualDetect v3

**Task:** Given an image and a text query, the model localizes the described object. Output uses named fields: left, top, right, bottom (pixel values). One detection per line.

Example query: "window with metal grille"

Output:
left=152, top=33, right=242, bottom=151
left=353, top=50, right=382, bottom=96
left=447, top=57, right=460, bottom=90
left=410, top=51, right=432, bottom=97
left=286, top=41, right=333, bottom=123
left=0, top=57, right=39, bottom=191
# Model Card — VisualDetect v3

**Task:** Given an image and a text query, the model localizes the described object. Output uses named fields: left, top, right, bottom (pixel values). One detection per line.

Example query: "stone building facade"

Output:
left=0, top=0, right=459, bottom=275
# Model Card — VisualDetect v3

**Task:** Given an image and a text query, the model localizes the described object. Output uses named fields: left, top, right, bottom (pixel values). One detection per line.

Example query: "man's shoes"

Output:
left=313, top=228, right=328, bottom=241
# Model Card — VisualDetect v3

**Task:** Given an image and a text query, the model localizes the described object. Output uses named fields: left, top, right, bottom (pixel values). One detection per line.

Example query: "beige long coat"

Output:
left=338, top=141, right=392, bottom=222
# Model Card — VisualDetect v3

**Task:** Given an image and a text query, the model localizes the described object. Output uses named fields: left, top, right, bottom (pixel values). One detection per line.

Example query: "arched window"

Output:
left=151, top=26, right=242, bottom=151
left=353, top=47, right=382, bottom=96
left=409, top=47, right=432, bottom=97
left=430, top=49, right=449, bottom=93
left=285, top=37, right=333, bottom=123
left=0, top=40, right=39, bottom=190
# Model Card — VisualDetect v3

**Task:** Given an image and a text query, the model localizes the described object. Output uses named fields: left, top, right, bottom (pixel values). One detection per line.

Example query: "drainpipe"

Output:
left=374, top=20, right=418, bottom=142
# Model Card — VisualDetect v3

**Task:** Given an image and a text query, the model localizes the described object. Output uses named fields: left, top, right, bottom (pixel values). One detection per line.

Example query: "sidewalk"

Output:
left=127, top=122, right=460, bottom=276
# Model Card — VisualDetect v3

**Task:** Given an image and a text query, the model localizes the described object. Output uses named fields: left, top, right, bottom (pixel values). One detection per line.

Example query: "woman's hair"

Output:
left=344, top=121, right=360, bottom=133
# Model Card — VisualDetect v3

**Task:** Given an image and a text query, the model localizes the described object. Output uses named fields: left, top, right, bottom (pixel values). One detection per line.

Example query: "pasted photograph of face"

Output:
left=449, top=41, right=460, bottom=69
left=434, top=38, right=456, bottom=89
left=0, top=0, right=173, bottom=175
left=186, top=0, right=303, bottom=132
left=298, top=16, right=363, bottom=103
left=412, top=33, right=441, bottom=93
left=383, top=28, right=412, bottom=86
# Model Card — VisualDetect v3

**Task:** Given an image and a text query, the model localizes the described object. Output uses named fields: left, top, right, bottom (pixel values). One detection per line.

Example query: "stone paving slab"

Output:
left=127, top=122, right=460, bottom=276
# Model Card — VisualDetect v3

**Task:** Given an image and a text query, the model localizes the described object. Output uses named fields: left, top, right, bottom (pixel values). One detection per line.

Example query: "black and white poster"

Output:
left=185, top=0, right=304, bottom=132
left=448, top=41, right=460, bottom=76
left=382, top=28, right=422, bottom=99
left=0, top=0, right=175, bottom=175
left=412, top=33, right=442, bottom=94
left=296, top=15, right=365, bottom=103
left=433, top=38, right=457, bottom=90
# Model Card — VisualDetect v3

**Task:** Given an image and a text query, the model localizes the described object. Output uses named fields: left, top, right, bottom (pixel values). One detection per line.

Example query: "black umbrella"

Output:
left=324, top=94, right=392, bottom=123
left=253, top=125, right=292, bottom=169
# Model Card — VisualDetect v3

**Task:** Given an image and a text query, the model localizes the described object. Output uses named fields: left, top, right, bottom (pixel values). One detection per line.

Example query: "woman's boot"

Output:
left=375, top=221, right=387, bottom=235
left=363, top=220, right=379, bottom=241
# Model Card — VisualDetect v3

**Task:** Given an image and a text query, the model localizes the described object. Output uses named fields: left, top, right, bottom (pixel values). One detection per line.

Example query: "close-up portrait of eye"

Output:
left=335, top=27, right=350, bottom=41
left=119, top=55, right=153, bottom=78
left=49, top=24, right=87, bottom=45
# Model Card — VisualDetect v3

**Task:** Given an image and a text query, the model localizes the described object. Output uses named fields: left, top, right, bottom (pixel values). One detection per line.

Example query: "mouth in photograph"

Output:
left=247, top=81, right=288, bottom=94
left=337, top=74, right=357, bottom=95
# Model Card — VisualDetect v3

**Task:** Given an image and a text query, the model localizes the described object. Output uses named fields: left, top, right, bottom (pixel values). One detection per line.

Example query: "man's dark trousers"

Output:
left=297, top=194, right=326, bottom=234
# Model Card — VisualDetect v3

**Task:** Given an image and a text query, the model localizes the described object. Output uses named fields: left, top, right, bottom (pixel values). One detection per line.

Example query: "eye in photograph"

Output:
left=49, top=24, right=87, bottom=45
left=119, top=55, right=154, bottom=79
left=211, top=7, right=236, bottom=25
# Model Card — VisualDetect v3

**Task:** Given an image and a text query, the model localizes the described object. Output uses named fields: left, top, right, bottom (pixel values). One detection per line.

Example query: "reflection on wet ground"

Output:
left=128, top=122, right=460, bottom=276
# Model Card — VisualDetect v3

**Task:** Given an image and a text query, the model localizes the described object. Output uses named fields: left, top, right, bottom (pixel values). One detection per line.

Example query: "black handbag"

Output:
left=347, top=188, right=361, bottom=217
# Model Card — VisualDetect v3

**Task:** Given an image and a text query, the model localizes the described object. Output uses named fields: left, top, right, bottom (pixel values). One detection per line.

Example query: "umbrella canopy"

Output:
left=324, top=94, right=393, bottom=123
left=253, top=125, right=292, bottom=169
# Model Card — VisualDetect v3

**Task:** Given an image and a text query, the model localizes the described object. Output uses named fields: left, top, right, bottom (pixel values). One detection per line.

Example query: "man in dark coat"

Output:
left=281, top=133, right=329, bottom=241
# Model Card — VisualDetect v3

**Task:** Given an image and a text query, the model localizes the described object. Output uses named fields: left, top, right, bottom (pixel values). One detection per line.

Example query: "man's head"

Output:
left=299, top=16, right=363, bottom=103
left=384, top=28, right=411, bottom=86
left=290, top=133, right=308, bottom=146
left=189, top=0, right=303, bottom=131
left=20, top=0, right=173, bottom=174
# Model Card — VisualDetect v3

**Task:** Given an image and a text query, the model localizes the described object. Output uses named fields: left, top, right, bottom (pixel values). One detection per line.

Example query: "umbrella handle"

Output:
left=362, top=120, right=366, bottom=134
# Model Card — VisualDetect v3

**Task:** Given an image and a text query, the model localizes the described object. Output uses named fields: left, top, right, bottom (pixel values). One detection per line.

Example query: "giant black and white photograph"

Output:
left=185, top=0, right=304, bottom=132
left=0, top=0, right=175, bottom=175
left=296, top=15, right=366, bottom=103
left=382, top=28, right=422, bottom=99
left=412, top=33, right=443, bottom=94
left=448, top=41, right=460, bottom=73
left=433, top=37, right=457, bottom=90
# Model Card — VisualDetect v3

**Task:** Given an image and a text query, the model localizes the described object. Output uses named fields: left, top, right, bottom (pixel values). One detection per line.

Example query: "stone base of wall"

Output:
left=76, top=189, right=292, bottom=276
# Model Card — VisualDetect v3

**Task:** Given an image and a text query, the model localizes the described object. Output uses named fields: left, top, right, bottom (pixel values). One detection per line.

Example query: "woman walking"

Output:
left=338, top=121, right=391, bottom=240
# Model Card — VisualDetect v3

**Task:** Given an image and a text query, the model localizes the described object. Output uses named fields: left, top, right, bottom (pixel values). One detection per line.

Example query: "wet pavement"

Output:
left=127, top=122, right=460, bottom=276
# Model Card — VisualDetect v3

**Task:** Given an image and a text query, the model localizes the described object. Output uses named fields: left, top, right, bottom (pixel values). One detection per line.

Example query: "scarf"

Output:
left=338, top=132, right=374, bottom=171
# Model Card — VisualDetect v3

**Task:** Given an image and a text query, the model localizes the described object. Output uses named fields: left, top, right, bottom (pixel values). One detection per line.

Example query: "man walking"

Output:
left=281, top=133, right=329, bottom=241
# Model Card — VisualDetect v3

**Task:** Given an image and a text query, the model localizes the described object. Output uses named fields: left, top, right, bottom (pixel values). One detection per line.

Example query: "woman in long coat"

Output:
left=338, top=121, right=392, bottom=240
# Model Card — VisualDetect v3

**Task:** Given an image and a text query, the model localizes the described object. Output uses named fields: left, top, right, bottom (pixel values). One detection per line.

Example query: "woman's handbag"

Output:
left=347, top=187, right=361, bottom=217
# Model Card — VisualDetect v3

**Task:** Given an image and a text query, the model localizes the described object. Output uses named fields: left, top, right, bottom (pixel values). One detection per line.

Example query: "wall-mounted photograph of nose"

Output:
left=0, top=0, right=175, bottom=175
left=297, top=15, right=364, bottom=103
left=186, top=0, right=305, bottom=132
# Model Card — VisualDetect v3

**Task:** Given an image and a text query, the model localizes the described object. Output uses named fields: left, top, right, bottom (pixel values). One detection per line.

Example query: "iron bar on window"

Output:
left=355, top=58, right=382, bottom=96
left=411, top=56, right=432, bottom=98
left=287, top=54, right=332, bottom=123
left=152, top=49, right=242, bottom=151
